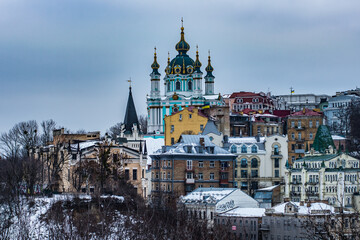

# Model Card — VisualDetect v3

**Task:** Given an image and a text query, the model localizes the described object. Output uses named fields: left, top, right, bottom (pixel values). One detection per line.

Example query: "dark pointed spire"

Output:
left=194, top=45, right=202, bottom=73
left=175, top=18, right=190, bottom=55
left=124, top=85, right=139, bottom=133
left=205, top=50, right=214, bottom=78
left=151, top=47, right=160, bottom=75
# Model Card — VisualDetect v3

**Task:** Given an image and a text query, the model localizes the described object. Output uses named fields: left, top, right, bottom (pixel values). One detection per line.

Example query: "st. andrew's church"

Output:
left=147, top=23, right=224, bottom=134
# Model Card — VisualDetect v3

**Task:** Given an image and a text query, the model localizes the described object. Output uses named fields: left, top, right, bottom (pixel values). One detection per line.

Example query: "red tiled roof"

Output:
left=273, top=110, right=291, bottom=118
left=290, top=108, right=322, bottom=116
left=229, top=91, right=262, bottom=98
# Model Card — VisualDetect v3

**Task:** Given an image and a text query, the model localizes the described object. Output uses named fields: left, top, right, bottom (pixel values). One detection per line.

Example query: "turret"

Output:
left=204, top=51, right=215, bottom=95
left=193, top=45, right=203, bottom=97
left=150, top=47, right=161, bottom=97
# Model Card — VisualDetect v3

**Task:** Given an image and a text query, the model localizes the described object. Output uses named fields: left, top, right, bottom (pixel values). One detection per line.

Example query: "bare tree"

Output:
left=348, top=100, right=360, bottom=155
left=0, top=127, right=22, bottom=159
left=107, top=122, right=122, bottom=140
left=138, top=114, right=148, bottom=134
left=40, top=119, right=56, bottom=145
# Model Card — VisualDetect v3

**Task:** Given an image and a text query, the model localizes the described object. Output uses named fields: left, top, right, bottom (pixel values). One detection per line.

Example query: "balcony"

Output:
left=219, top=179, right=229, bottom=184
left=185, top=179, right=195, bottom=184
left=296, top=139, right=305, bottom=143
left=295, top=149, right=305, bottom=154
left=291, top=181, right=302, bottom=185
left=219, top=167, right=229, bottom=172
left=307, top=181, right=319, bottom=185
left=291, top=192, right=301, bottom=196
left=185, top=168, right=194, bottom=172
left=295, top=126, right=306, bottom=131
left=259, top=224, right=270, bottom=231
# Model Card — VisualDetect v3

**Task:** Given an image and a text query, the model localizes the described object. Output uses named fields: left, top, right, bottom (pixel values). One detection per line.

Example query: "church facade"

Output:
left=147, top=24, right=224, bottom=134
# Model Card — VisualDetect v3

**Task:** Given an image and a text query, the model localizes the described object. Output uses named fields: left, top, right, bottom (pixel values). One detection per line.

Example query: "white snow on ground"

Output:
left=1, top=194, right=127, bottom=239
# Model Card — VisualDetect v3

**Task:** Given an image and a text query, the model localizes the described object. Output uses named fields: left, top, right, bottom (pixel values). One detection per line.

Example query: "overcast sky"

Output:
left=1, top=0, right=359, bottom=135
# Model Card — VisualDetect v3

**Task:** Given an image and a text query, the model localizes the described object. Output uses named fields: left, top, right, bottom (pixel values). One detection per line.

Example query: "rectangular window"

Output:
left=168, top=160, right=171, bottom=167
left=210, top=161, right=215, bottom=168
left=133, top=169, right=137, bottom=180
left=187, top=160, right=192, bottom=170
left=171, top=138, right=175, bottom=145
left=125, top=169, right=130, bottom=180
left=167, top=172, right=170, bottom=179
left=198, top=173, right=203, bottom=180
left=199, top=161, right=204, bottom=168
left=291, top=144, right=295, bottom=151
left=241, top=170, right=248, bottom=178
left=200, top=124, right=204, bottom=131
left=186, top=172, right=193, bottom=179
left=179, top=114, right=182, bottom=121
left=316, top=120, right=319, bottom=128
left=298, top=121, right=301, bottom=128
left=189, top=114, right=192, bottom=119
left=291, top=121, right=295, bottom=128
left=251, top=170, right=258, bottom=178
left=298, top=133, right=302, bottom=140
left=171, top=125, right=174, bottom=132
left=274, top=158, right=279, bottom=168
left=72, top=154, right=77, bottom=160
left=309, top=133, right=313, bottom=140
left=210, top=173, right=215, bottom=180
left=275, top=170, right=279, bottom=178
left=309, top=121, right=313, bottom=128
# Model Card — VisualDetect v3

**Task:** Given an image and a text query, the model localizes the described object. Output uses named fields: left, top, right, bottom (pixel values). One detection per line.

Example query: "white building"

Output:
left=178, top=188, right=259, bottom=227
left=224, top=135, right=288, bottom=196
left=284, top=150, right=360, bottom=208
left=274, top=94, right=330, bottom=111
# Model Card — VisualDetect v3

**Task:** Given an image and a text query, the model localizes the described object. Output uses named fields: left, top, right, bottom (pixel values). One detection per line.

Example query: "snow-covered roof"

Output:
left=144, top=137, right=164, bottom=165
left=228, top=137, right=265, bottom=144
left=271, top=202, right=335, bottom=215
left=202, top=120, right=221, bottom=136
left=332, top=135, right=346, bottom=140
left=257, top=185, right=279, bottom=191
left=181, top=188, right=236, bottom=203
left=152, top=135, right=233, bottom=156
left=70, top=140, right=99, bottom=151
left=219, top=207, right=266, bottom=217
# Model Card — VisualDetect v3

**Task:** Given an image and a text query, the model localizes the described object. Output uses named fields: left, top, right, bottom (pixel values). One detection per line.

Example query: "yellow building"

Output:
left=164, top=107, right=208, bottom=145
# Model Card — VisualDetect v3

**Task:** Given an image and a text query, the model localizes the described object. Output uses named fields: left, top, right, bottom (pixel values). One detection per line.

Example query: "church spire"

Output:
left=175, top=18, right=190, bottom=55
left=194, top=45, right=202, bottom=73
left=124, top=85, right=139, bottom=133
left=151, top=47, right=160, bottom=75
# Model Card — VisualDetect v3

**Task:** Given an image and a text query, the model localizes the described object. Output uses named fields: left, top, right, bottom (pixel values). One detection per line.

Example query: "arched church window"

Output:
left=188, top=81, right=192, bottom=91
left=176, top=81, right=181, bottom=90
left=230, top=145, right=237, bottom=153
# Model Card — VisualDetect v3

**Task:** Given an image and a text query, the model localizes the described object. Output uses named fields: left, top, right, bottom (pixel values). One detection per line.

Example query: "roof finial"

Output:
left=208, top=49, right=211, bottom=61
left=167, top=51, right=170, bottom=64
left=181, top=17, right=183, bottom=28
left=154, top=46, right=157, bottom=56
left=127, top=78, right=132, bottom=88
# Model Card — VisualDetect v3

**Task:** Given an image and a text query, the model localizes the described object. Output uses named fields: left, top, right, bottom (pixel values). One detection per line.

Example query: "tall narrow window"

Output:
left=188, top=81, right=192, bottom=90
left=167, top=82, right=170, bottom=91
left=176, top=81, right=181, bottom=90
left=187, top=160, right=193, bottom=170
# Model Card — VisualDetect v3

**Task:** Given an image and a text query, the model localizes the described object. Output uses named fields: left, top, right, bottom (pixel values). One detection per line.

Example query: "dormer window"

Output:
left=241, top=145, right=247, bottom=153
left=230, top=145, right=237, bottom=153
left=251, top=145, right=257, bottom=153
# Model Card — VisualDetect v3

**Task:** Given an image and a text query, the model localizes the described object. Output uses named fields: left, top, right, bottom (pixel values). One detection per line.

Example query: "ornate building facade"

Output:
left=147, top=24, right=224, bottom=134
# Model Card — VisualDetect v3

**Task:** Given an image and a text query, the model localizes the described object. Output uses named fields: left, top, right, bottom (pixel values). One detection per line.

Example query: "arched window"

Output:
left=251, top=145, right=257, bottom=153
left=241, top=145, right=247, bottom=153
left=230, top=145, right=237, bottom=153
left=274, top=145, right=279, bottom=155
left=188, top=81, right=192, bottom=90
left=241, top=158, right=248, bottom=168
left=176, top=81, right=181, bottom=90
left=251, top=158, right=258, bottom=168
